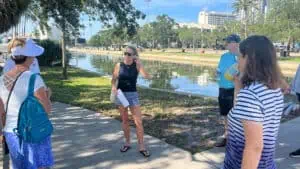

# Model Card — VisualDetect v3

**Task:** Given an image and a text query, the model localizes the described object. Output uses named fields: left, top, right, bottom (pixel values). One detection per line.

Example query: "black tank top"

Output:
left=117, top=62, right=139, bottom=92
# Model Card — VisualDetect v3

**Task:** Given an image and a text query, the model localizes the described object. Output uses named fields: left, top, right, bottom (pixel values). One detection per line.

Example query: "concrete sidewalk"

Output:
left=48, top=102, right=217, bottom=169
left=1, top=102, right=300, bottom=169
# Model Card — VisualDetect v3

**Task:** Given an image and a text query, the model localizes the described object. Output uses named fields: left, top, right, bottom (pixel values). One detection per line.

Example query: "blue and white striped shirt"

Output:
left=224, top=82, right=284, bottom=169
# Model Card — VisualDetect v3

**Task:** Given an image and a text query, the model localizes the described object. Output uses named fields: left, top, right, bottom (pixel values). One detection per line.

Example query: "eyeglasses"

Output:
left=124, top=52, right=133, bottom=57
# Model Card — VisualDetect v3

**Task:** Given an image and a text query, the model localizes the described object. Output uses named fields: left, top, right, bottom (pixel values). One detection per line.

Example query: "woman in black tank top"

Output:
left=111, top=46, right=152, bottom=157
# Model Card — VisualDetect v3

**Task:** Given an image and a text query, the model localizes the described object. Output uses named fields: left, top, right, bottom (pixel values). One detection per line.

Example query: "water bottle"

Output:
left=225, top=64, right=239, bottom=81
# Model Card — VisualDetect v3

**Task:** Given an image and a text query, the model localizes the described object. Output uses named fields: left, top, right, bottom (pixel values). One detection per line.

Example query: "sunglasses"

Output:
left=124, top=52, right=134, bottom=57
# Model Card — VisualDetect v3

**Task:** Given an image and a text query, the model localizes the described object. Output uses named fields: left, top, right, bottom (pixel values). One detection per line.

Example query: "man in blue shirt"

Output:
left=215, top=34, right=241, bottom=147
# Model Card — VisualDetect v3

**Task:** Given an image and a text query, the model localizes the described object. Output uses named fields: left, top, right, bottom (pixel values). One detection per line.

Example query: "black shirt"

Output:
left=117, top=62, right=139, bottom=92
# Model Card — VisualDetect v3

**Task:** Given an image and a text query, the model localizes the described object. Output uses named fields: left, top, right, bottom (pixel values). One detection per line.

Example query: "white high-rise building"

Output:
left=198, top=11, right=236, bottom=26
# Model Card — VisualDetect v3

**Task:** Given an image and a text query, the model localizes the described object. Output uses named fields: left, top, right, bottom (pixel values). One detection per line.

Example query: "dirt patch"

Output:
left=103, top=93, right=300, bottom=154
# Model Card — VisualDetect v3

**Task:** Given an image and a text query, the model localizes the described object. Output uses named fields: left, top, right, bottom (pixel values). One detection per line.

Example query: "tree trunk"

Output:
left=150, top=40, right=154, bottom=51
left=182, top=40, right=186, bottom=53
left=244, top=22, right=247, bottom=39
left=193, top=36, right=195, bottom=52
left=244, top=9, right=248, bottom=38
left=23, top=16, right=26, bottom=36
left=118, top=44, right=121, bottom=51
left=62, top=23, right=67, bottom=79
left=287, top=36, right=291, bottom=57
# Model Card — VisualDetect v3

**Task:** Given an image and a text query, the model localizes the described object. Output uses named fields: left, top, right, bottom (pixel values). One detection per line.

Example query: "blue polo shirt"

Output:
left=217, top=52, right=237, bottom=89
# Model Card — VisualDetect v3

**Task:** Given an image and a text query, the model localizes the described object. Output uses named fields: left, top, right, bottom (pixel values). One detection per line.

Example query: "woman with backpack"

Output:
left=0, top=38, right=54, bottom=169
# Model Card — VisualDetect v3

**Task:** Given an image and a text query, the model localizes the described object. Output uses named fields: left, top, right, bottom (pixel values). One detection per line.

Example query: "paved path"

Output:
left=1, top=102, right=300, bottom=169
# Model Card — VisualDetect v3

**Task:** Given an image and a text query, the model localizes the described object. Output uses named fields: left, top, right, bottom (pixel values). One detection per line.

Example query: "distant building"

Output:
left=177, top=11, right=236, bottom=31
left=198, top=11, right=236, bottom=27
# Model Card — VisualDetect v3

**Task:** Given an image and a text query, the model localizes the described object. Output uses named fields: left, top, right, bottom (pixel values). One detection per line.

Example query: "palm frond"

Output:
left=0, top=0, right=32, bottom=33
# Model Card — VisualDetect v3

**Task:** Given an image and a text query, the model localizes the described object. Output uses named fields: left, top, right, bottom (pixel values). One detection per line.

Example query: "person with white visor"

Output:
left=3, top=39, right=41, bottom=74
left=0, top=38, right=54, bottom=169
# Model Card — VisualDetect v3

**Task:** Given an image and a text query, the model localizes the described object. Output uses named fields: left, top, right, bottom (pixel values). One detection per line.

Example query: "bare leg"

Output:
left=129, top=106, right=145, bottom=151
left=119, top=106, right=130, bottom=146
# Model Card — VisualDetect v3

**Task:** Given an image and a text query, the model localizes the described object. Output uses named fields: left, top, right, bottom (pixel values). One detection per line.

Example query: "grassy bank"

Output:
left=42, top=67, right=300, bottom=153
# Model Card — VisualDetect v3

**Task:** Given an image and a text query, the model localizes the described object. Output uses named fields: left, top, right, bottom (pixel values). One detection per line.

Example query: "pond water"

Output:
left=69, top=53, right=220, bottom=97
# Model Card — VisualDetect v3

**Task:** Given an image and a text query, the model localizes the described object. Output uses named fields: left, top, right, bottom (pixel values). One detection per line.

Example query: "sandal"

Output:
left=120, top=145, right=131, bottom=152
left=139, top=150, right=151, bottom=157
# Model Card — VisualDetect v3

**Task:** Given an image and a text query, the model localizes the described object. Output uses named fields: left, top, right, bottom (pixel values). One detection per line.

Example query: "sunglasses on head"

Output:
left=124, top=52, right=134, bottom=57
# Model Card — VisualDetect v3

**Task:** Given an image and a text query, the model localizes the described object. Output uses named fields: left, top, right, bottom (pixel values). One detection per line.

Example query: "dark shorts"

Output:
left=218, top=88, right=234, bottom=116
left=297, top=93, right=300, bottom=102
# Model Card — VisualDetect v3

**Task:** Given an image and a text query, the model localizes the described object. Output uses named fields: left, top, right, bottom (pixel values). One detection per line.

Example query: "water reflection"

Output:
left=69, top=53, right=219, bottom=97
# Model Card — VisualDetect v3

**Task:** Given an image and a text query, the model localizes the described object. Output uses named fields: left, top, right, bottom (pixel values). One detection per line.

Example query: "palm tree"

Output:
left=0, top=0, right=32, bottom=34
left=233, top=0, right=260, bottom=38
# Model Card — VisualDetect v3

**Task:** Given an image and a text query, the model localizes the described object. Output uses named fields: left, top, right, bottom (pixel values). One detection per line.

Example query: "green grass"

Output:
left=85, top=48, right=300, bottom=63
left=42, top=67, right=217, bottom=117
left=142, top=50, right=220, bottom=58
left=279, top=57, right=300, bottom=62
left=42, top=67, right=114, bottom=112
left=90, top=49, right=220, bottom=59
left=41, top=66, right=300, bottom=153
left=41, top=66, right=223, bottom=153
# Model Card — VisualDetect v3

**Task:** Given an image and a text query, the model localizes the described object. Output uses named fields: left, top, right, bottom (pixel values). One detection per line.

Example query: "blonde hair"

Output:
left=126, top=45, right=139, bottom=57
left=7, top=38, right=26, bottom=53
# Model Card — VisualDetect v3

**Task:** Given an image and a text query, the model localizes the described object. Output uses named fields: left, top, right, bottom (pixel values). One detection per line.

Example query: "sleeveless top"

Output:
left=117, top=62, right=139, bottom=92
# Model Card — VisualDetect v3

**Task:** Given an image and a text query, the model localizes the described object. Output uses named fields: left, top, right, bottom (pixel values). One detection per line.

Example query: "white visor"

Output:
left=11, top=39, right=44, bottom=57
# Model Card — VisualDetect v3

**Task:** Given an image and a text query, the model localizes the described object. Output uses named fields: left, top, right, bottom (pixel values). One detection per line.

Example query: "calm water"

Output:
left=69, top=53, right=219, bottom=97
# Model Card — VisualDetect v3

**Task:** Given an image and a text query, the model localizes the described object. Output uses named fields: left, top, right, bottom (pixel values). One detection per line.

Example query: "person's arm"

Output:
left=241, top=120, right=263, bottom=169
left=280, top=78, right=290, bottom=94
left=35, top=87, right=52, bottom=114
left=135, top=58, right=152, bottom=79
left=234, top=76, right=242, bottom=105
left=111, top=63, right=120, bottom=95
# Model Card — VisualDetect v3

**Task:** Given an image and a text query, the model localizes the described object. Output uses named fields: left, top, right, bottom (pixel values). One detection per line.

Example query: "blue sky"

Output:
left=3, top=0, right=234, bottom=40
left=81, top=0, right=235, bottom=40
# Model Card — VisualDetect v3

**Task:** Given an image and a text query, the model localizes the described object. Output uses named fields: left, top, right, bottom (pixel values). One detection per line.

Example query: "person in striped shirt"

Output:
left=223, top=35, right=285, bottom=169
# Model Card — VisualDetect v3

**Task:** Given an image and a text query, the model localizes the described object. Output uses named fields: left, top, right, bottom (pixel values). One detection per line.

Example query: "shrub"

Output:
left=37, top=39, right=62, bottom=66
